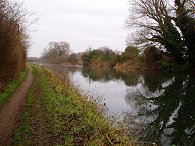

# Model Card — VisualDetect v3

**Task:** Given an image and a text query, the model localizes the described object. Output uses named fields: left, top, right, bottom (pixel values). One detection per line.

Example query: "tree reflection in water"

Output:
left=43, top=65, right=195, bottom=146
left=124, top=73, right=195, bottom=146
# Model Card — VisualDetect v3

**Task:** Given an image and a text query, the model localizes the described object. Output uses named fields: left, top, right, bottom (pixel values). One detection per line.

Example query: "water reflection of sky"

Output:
left=69, top=71, right=132, bottom=115
left=45, top=64, right=195, bottom=146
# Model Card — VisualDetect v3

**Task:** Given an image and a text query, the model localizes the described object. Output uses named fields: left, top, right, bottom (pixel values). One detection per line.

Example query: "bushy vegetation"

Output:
left=119, top=46, right=140, bottom=62
left=114, top=46, right=143, bottom=72
left=82, top=47, right=119, bottom=67
left=13, top=65, right=132, bottom=145
left=0, top=0, right=30, bottom=90
left=115, top=45, right=185, bottom=72
left=68, top=53, right=79, bottom=65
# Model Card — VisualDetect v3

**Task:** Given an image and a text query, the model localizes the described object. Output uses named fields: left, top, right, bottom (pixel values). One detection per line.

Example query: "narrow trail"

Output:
left=0, top=66, right=33, bottom=146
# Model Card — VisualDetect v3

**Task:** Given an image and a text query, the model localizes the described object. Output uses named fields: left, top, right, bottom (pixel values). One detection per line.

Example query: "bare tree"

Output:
left=126, top=0, right=188, bottom=63
left=97, top=46, right=112, bottom=55
left=48, top=42, right=70, bottom=56
left=126, top=0, right=195, bottom=64
left=41, top=41, right=71, bottom=63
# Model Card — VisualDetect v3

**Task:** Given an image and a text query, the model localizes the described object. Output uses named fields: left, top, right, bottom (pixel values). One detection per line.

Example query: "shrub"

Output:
left=0, top=0, right=29, bottom=85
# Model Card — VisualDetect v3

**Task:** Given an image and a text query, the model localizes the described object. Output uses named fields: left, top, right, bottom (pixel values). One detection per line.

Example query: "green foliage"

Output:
left=150, top=17, right=186, bottom=63
left=81, top=53, right=91, bottom=66
left=81, top=48, right=119, bottom=67
left=156, top=60, right=191, bottom=72
left=156, top=60, right=173, bottom=71
left=0, top=68, right=27, bottom=107
left=127, top=0, right=195, bottom=68
left=144, top=46, right=161, bottom=63
left=175, top=1, right=195, bottom=66
left=120, top=46, right=140, bottom=63
left=114, top=46, right=143, bottom=72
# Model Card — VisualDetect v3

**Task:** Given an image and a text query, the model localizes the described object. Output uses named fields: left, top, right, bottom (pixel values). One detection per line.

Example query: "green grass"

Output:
left=13, top=89, right=34, bottom=145
left=13, top=65, right=132, bottom=145
left=0, top=68, right=28, bottom=108
left=35, top=65, right=131, bottom=145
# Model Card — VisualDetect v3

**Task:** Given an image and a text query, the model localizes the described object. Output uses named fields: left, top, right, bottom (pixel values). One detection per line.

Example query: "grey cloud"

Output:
left=14, top=0, right=129, bottom=57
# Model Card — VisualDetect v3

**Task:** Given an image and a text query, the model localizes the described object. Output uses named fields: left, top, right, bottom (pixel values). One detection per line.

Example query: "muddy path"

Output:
left=0, top=67, right=33, bottom=145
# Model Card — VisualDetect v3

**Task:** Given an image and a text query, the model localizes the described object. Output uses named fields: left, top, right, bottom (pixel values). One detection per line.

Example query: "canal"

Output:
left=46, top=64, right=195, bottom=146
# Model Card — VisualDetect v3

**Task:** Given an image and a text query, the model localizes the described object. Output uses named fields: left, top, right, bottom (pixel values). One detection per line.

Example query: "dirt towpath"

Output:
left=0, top=66, right=33, bottom=145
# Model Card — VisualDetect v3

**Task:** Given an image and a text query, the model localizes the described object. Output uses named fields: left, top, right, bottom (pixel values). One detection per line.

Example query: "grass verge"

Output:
left=13, top=88, right=34, bottom=145
left=0, top=68, right=28, bottom=108
left=13, top=65, right=132, bottom=145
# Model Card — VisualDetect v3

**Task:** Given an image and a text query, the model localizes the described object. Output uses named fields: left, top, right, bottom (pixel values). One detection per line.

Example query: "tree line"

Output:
left=0, top=0, right=30, bottom=90
left=41, top=41, right=83, bottom=65
left=78, top=0, right=195, bottom=72
left=81, top=47, right=119, bottom=67
left=40, top=0, right=194, bottom=72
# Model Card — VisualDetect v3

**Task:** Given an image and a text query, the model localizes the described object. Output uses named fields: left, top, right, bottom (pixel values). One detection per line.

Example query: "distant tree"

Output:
left=97, top=46, right=111, bottom=54
left=27, top=57, right=40, bottom=62
left=41, top=41, right=71, bottom=63
left=68, top=53, right=78, bottom=64
left=121, top=46, right=140, bottom=61
left=81, top=53, right=91, bottom=66
left=109, top=51, right=119, bottom=67
left=81, top=47, right=118, bottom=67
left=48, top=42, right=70, bottom=56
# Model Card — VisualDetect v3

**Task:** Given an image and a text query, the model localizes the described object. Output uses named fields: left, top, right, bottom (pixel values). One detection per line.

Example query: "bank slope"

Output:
left=13, top=65, right=132, bottom=145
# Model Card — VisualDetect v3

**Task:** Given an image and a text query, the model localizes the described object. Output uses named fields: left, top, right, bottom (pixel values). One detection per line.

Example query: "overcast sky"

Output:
left=14, top=0, right=130, bottom=57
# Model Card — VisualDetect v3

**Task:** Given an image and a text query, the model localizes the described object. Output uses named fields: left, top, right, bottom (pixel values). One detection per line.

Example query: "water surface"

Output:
left=46, top=64, right=195, bottom=146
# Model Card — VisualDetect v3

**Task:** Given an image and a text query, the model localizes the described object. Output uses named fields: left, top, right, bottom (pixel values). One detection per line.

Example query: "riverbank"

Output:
left=13, top=65, right=132, bottom=145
